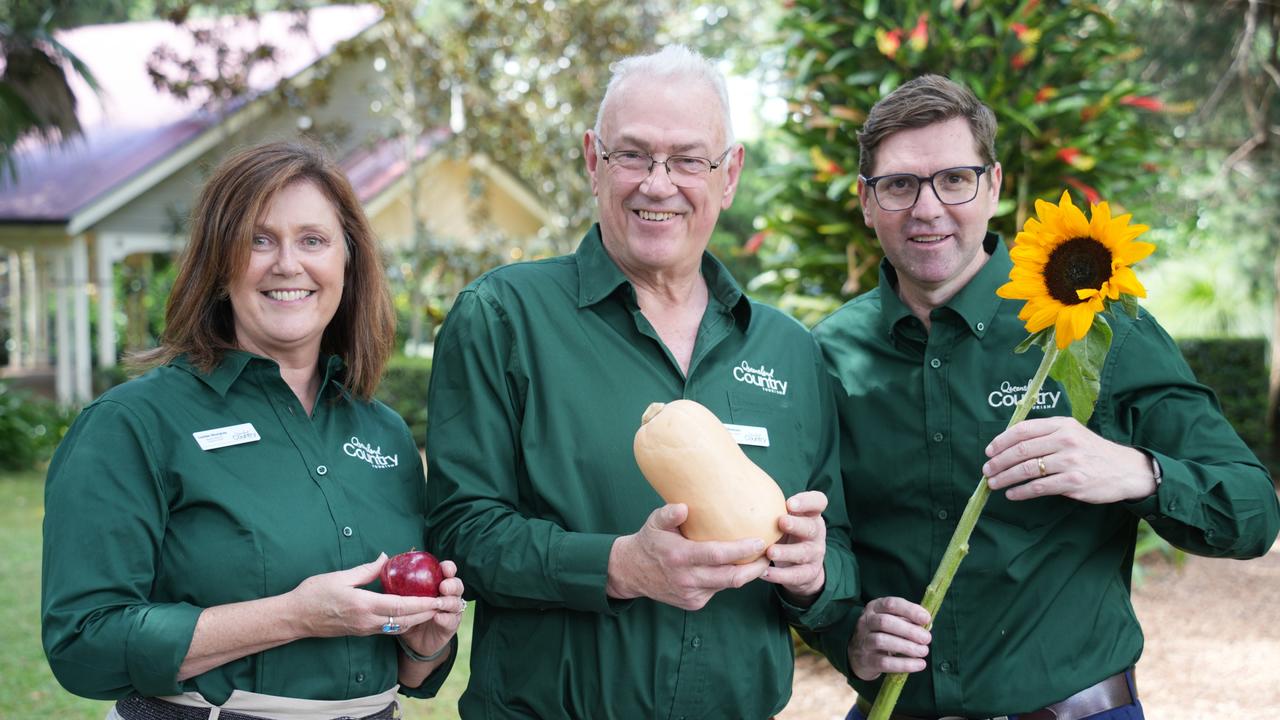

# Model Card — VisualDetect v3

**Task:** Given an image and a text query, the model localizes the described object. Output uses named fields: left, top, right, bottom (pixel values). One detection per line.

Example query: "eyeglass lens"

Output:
left=605, top=151, right=716, bottom=187
left=875, top=167, right=982, bottom=211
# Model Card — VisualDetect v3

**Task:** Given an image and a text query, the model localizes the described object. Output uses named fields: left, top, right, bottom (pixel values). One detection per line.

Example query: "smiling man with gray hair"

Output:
left=424, top=44, right=857, bottom=718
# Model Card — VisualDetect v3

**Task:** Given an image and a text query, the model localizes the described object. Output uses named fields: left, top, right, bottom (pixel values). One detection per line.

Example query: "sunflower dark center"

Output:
left=1043, top=237, right=1113, bottom=305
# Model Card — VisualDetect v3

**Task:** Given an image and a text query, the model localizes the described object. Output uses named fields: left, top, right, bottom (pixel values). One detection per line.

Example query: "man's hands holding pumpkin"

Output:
left=761, top=491, right=828, bottom=606
left=606, top=503, right=770, bottom=611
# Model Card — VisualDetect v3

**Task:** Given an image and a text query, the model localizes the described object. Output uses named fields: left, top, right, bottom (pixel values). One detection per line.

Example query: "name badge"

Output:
left=724, top=423, right=770, bottom=448
left=193, top=423, right=261, bottom=451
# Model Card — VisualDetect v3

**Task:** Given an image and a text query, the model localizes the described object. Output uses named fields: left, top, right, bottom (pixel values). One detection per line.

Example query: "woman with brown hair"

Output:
left=41, top=141, right=464, bottom=719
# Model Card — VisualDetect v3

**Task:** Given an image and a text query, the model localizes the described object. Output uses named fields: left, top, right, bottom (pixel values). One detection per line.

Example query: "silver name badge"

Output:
left=724, top=423, right=770, bottom=447
left=193, top=423, right=261, bottom=451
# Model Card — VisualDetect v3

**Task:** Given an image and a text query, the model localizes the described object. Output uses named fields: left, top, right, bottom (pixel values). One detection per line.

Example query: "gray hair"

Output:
left=593, top=44, right=735, bottom=146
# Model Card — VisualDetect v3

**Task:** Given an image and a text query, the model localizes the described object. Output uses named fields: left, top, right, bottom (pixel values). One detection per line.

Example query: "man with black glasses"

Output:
left=809, top=74, right=1278, bottom=720
left=424, top=45, right=857, bottom=719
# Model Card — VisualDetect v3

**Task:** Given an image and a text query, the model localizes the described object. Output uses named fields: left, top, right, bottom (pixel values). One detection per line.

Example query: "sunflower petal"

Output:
left=1110, top=265, right=1148, bottom=297
left=1113, top=240, right=1155, bottom=265
left=1069, top=303, right=1096, bottom=343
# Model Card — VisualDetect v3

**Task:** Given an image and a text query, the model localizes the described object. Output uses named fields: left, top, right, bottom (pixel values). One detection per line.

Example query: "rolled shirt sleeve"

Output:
left=1107, top=313, right=1280, bottom=557
left=425, top=289, right=622, bottom=614
left=42, top=400, right=202, bottom=699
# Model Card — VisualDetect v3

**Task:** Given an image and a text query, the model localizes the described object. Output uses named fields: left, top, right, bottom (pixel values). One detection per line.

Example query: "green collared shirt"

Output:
left=810, top=234, right=1279, bottom=717
left=42, top=351, right=454, bottom=704
left=425, top=225, right=858, bottom=719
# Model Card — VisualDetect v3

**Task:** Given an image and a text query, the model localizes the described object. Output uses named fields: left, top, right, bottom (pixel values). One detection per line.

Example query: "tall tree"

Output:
left=0, top=0, right=114, bottom=180
left=1109, top=0, right=1280, bottom=460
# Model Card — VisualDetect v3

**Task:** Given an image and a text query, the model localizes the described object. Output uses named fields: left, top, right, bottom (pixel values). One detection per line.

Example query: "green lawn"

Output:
left=0, top=470, right=469, bottom=719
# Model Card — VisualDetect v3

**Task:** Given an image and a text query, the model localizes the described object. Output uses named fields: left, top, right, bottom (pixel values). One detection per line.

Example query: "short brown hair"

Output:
left=857, top=74, right=998, bottom=178
left=137, top=141, right=394, bottom=399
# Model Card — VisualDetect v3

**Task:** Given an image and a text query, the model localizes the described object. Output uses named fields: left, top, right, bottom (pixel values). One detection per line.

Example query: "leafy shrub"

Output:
left=1176, top=338, right=1271, bottom=472
left=0, top=383, right=79, bottom=471
left=376, top=355, right=433, bottom=446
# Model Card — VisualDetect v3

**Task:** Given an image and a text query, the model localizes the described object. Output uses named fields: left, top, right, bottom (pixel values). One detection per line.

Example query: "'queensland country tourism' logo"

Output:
left=987, top=380, right=1061, bottom=411
left=343, top=436, right=399, bottom=469
left=733, top=360, right=788, bottom=396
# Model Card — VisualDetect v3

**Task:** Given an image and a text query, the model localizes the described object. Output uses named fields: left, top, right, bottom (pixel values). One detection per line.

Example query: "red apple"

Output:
left=381, top=549, right=442, bottom=597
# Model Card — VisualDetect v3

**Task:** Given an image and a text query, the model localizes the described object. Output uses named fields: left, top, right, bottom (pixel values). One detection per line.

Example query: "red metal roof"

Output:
left=0, top=5, right=382, bottom=224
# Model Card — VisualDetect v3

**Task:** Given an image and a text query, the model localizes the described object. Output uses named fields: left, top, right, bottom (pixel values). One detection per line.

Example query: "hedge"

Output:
left=376, top=355, right=432, bottom=447
left=1177, top=337, right=1272, bottom=474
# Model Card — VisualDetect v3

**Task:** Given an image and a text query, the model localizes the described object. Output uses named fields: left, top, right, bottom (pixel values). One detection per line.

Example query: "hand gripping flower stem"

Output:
left=867, top=341, right=1060, bottom=720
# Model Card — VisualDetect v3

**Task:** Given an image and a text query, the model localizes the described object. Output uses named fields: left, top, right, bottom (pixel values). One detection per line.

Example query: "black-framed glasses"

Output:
left=595, top=137, right=732, bottom=187
left=861, top=165, right=991, bottom=211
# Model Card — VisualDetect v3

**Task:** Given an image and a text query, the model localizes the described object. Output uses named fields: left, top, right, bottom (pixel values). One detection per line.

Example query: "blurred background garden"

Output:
left=1, top=0, right=1278, bottom=718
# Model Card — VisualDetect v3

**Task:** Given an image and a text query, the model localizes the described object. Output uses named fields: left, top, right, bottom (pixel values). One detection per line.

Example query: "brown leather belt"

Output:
left=854, top=669, right=1134, bottom=720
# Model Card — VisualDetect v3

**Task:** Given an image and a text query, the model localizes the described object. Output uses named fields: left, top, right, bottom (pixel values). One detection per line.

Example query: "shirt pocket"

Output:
left=726, top=390, right=805, bottom=497
left=977, top=420, right=1078, bottom=531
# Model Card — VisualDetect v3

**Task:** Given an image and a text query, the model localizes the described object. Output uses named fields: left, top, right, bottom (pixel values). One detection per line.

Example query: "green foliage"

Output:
left=1176, top=337, right=1272, bottom=473
left=764, top=0, right=1168, bottom=313
left=0, top=383, right=78, bottom=472
left=376, top=355, right=432, bottom=446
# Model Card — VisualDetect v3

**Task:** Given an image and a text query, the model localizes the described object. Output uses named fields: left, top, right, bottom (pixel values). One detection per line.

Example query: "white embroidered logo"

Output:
left=732, top=360, right=789, bottom=396
left=987, top=381, right=1060, bottom=411
left=343, top=436, right=399, bottom=469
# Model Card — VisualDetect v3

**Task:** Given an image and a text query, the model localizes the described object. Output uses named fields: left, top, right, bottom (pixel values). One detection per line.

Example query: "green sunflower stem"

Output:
left=866, top=339, right=1063, bottom=720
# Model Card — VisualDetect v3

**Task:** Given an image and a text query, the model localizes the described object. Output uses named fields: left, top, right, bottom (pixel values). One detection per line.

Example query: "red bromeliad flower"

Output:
left=909, top=13, right=929, bottom=52
left=876, top=27, right=903, bottom=59
left=1119, top=95, right=1164, bottom=111
left=1063, top=176, right=1101, bottom=205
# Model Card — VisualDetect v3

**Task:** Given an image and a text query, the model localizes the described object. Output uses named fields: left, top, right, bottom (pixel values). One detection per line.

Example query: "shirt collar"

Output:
left=575, top=223, right=753, bottom=328
left=878, top=232, right=1007, bottom=340
left=171, top=350, right=346, bottom=397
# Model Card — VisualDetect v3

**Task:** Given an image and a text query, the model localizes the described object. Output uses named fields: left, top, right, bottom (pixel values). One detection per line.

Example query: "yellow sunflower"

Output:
left=997, top=190, right=1154, bottom=349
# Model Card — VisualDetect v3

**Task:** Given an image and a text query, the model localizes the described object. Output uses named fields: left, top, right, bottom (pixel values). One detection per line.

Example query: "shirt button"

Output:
left=316, top=465, right=328, bottom=475
left=940, top=661, right=953, bottom=673
left=342, top=526, right=353, bottom=537
left=937, top=509, right=949, bottom=520
left=932, top=432, right=944, bottom=442
left=929, top=358, right=942, bottom=368
left=690, top=636, right=701, bottom=649
left=355, top=672, right=365, bottom=683
left=976, top=322, right=985, bottom=331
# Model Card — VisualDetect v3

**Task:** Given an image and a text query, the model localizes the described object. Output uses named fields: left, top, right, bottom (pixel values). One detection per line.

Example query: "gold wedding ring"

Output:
left=1037, top=456, right=1047, bottom=477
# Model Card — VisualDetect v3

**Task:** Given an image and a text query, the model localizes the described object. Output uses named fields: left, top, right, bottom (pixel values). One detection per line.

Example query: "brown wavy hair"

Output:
left=857, top=74, right=998, bottom=178
left=135, top=141, right=394, bottom=399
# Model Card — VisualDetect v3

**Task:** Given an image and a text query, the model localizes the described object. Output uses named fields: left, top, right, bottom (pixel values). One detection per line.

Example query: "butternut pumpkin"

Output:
left=633, top=399, right=787, bottom=563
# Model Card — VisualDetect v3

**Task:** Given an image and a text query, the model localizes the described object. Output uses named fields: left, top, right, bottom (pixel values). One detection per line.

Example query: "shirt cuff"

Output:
left=126, top=602, right=204, bottom=697
left=1123, top=449, right=1191, bottom=523
left=551, top=532, right=632, bottom=615
left=777, top=544, right=859, bottom=631
left=398, top=636, right=459, bottom=699
left=800, top=602, right=861, bottom=680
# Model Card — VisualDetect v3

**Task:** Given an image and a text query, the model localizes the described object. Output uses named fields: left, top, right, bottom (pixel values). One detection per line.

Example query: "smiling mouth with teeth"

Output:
left=910, top=234, right=949, bottom=243
left=265, top=289, right=314, bottom=301
left=636, top=210, right=677, bottom=222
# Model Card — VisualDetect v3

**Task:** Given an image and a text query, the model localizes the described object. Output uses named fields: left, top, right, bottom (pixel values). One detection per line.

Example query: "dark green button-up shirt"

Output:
left=42, top=352, right=453, bottom=705
left=425, top=226, right=858, bottom=719
left=810, top=234, right=1279, bottom=717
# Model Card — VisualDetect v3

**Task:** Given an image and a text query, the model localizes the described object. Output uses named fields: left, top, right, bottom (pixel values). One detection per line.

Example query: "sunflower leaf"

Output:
left=1014, top=328, right=1053, bottom=354
left=1048, top=316, right=1112, bottom=424
left=1117, top=293, right=1140, bottom=319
